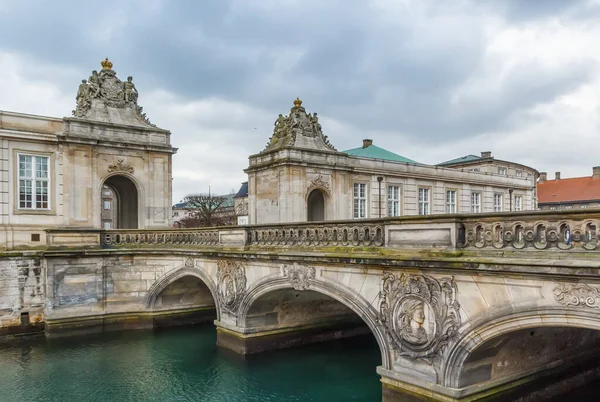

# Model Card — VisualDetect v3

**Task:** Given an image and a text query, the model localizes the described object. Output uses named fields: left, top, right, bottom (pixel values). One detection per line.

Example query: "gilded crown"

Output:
left=293, top=97, right=303, bottom=107
left=101, top=58, right=113, bottom=69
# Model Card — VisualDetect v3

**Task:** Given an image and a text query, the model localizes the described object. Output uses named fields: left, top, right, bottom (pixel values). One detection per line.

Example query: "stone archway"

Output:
left=307, top=189, right=325, bottom=221
left=235, top=277, right=391, bottom=369
left=442, top=308, right=600, bottom=399
left=145, top=265, right=220, bottom=327
left=102, top=175, right=138, bottom=229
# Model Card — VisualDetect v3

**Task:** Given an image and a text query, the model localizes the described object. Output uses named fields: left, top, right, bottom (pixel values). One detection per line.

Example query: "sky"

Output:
left=1, top=0, right=600, bottom=203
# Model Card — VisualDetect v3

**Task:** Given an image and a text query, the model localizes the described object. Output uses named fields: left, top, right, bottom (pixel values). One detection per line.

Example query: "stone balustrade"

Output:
left=458, top=211, right=600, bottom=250
left=43, top=209, right=600, bottom=253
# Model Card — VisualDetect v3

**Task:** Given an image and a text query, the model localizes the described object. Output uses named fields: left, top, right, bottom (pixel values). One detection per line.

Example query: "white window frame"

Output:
left=17, top=153, right=50, bottom=210
left=418, top=187, right=430, bottom=216
left=353, top=183, right=367, bottom=219
left=498, top=167, right=507, bottom=175
left=445, top=189, right=457, bottom=214
left=515, top=170, right=523, bottom=177
left=471, top=192, right=482, bottom=213
left=493, top=193, right=503, bottom=212
left=514, top=195, right=523, bottom=211
left=387, top=185, right=401, bottom=217
left=103, top=221, right=112, bottom=230
left=103, top=200, right=111, bottom=210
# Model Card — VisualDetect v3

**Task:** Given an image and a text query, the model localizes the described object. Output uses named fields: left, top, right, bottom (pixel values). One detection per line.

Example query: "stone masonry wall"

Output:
left=0, top=255, right=45, bottom=333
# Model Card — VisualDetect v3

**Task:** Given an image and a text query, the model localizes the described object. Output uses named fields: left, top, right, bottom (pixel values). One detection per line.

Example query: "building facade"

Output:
left=0, top=59, right=176, bottom=249
left=244, top=99, right=538, bottom=225
left=538, top=168, right=600, bottom=210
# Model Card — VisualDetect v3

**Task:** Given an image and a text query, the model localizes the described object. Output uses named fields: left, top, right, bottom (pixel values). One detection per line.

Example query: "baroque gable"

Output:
left=72, top=58, right=155, bottom=128
left=263, top=98, right=337, bottom=153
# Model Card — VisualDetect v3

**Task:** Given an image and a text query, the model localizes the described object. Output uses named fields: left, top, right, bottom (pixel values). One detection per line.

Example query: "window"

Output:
left=353, top=183, right=367, bottom=218
left=514, top=195, right=523, bottom=211
left=418, top=188, right=430, bottom=215
left=565, top=205, right=572, bottom=210
left=498, top=167, right=507, bottom=175
left=468, top=168, right=480, bottom=172
left=173, top=211, right=179, bottom=217
left=550, top=206, right=557, bottom=210
left=515, top=170, right=523, bottom=177
left=103, top=221, right=111, bottom=230
left=582, top=205, right=588, bottom=209
left=387, top=185, right=401, bottom=217
left=493, top=194, right=503, bottom=212
left=103, top=200, right=111, bottom=210
left=471, top=192, right=481, bottom=213
left=445, top=190, right=456, bottom=213
left=18, top=154, right=49, bottom=210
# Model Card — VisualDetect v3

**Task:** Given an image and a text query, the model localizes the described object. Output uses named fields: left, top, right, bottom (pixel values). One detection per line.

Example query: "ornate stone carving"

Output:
left=102, top=230, right=219, bottom=246
left=108, top=159, right=134, bottom=174
left=553, top=283, right=600, bottom=308
left=184, top=257, right=195, bottom=268
left=283, top=262, right=316, bottom=291
left=216, top=260, right=247, bottom=314
left=73, top=58, right=155, bottom=127
left=459, top=218, right=600, bottom=251
left=379, top=273, right=460, bottom=363
left=247, top=222, right=384, bottom=247
left=263, top=98, right=337, bottom=153
left=308, top=175, right=330, bottom=193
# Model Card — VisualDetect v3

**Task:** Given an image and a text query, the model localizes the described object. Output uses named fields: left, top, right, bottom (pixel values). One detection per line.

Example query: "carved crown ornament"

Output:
left=107, top=159, right=135, bottom=174
left=216, top=260, right=247, bottom=315
left=263, top=98, right=337, bottom=153
left=72, top=58, right=155, bottom=127
left=379, top=273, right=461, bottom=365
left=553, top=282, right=600, bottom=309
left=283, top=262, right=316, bottom=291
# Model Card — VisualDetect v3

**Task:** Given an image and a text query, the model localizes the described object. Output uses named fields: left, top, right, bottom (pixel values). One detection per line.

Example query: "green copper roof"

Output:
left=343, top=144, right=419, bottom=164
left=437, top=154, right=481, bottom=166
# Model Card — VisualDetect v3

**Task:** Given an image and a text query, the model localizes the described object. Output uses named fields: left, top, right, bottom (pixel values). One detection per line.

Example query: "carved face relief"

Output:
left=397, top=298, right=435, bottom=346
left=379, top=273, right=461, bottom=363
left=216, top=260, right=246, bottom=314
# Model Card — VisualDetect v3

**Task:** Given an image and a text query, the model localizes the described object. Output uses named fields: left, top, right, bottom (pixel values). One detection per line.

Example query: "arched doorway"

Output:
left=102, top=175, right=138, bottom=229
left=307, top=189, right=325, bottom=221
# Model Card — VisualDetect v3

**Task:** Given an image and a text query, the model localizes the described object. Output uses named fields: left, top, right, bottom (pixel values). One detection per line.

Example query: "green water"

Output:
left=0, top=326, right=382, bottom=402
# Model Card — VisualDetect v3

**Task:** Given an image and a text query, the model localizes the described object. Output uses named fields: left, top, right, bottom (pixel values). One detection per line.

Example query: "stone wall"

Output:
left=0, top=254, right=45, bottom=335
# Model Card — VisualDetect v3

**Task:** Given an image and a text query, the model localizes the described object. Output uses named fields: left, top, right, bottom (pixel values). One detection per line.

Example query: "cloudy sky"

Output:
left=1, top=0, right=600, bottom=203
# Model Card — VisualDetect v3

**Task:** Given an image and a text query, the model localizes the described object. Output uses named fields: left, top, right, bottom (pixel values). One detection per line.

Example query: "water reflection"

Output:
left=0, top=326, right=381, bottom=402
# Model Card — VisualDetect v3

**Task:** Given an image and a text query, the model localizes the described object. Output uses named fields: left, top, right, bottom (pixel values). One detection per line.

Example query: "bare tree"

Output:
left=179, top=192, right=236, bottom=228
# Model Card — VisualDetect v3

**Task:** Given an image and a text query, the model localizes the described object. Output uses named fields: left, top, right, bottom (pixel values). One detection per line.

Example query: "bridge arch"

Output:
left=237, top=275, right=392, bottom=370
left=442, top=307, right=600, bottom=389
left=145, top=264, right=221, bottom=321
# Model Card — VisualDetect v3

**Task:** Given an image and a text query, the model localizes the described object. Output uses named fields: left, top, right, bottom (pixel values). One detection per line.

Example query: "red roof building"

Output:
left=537, top=167, right=600, bottom=210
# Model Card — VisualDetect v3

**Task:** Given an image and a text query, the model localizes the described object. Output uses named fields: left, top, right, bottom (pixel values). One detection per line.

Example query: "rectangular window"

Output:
left=471, top=192, right=481, bottom=213
left=353, top=183, right=367, bottom=218
left=387, top=185, right=400, bottom=217
left=514, top=195, right=523, bottom=211
left=173, top=211, right=179, bottom=217
left=582, top=205, right=588, bottom=209
left=493, top=194, right=503, bottom=212
left=18, top=154, right=49, bottom=210
left=565, top=205, right=572, bottom=210
left=445, top=190, right=456, bottom=214
left=103, top=221, right=111, bottom=230
left=550, top=206, right=557, bottom=210
left=515, top=170, right=523, bottom=177
left=498, top=167, right=507, bottom=175
left=103, top=200, right=111, bottom=210
left=418, top=188, right=430, bottom=216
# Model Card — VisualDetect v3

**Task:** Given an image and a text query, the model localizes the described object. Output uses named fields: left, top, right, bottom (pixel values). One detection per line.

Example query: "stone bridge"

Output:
left=3, top=209, right=600, bottom=401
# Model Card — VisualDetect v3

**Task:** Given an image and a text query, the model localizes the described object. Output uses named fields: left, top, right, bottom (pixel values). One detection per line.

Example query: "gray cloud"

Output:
left=1, top=0, right=600, bottom=200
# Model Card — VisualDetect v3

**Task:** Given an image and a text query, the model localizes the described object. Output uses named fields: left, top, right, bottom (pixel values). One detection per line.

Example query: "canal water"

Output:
left=1, top=325, right=599, bottom=402
left=0, top=325, right=382, bottom=402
